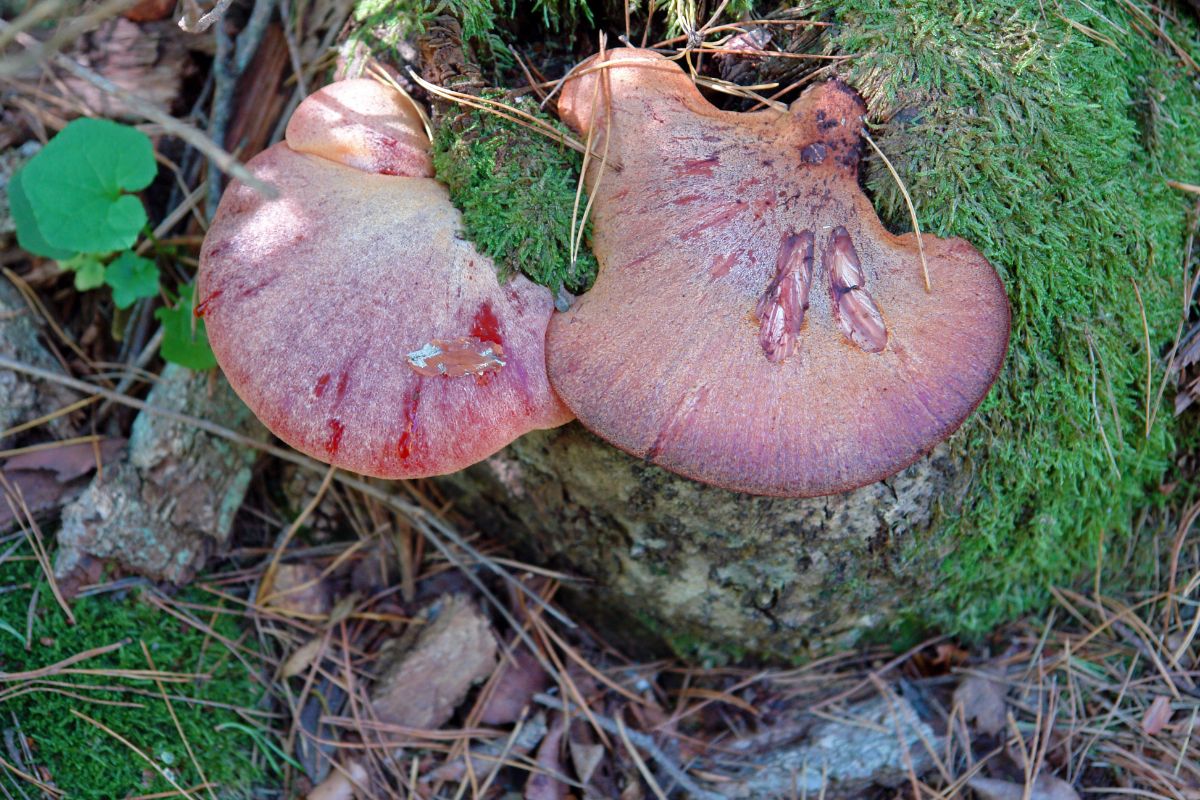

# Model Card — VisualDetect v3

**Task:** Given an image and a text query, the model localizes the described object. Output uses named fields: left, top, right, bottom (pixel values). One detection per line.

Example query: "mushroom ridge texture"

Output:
left=547, top=48, right=1011, bottom=497
left=198, top=79, right=571, bottom=479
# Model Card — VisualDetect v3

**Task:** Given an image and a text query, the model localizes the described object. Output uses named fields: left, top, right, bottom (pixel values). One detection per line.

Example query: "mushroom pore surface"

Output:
left=547, top=49, right=1011, bottom=497
left=198, top=79, right=571, bottom=479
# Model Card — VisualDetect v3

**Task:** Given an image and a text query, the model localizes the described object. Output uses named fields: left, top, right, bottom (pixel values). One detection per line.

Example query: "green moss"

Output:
left=810, top=1, right=1199, bottom=636
left=433, top=92, right=599, bottom=294
left=0, top=558, right=272, bottom=798
left=350, top=0, right=592, bottom=58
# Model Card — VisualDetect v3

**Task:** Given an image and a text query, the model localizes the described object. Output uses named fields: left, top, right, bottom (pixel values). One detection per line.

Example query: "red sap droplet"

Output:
left=195, top=290, right=223, bottom=318
left=396, top=387, right=421, bottom=461
left=470, top=302, right=503, bottom=346
left=313, top=373, right=331, bottom=398
left=709, top=253, right=737, bottom=280
left=335, top=370, right=350, bottom=402
left=325, top=418, right=345, bottom=455
left=679, top=156, right=719, bottom=177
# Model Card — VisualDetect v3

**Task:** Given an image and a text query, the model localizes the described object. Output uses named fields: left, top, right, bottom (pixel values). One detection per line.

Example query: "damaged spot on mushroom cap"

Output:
left=756, top=231, right=814, bottom=364
left=406, top=337, right=506, bottom=378
left=547, top=48, right=1010, bottom=497
left=198, top=80, right=571, bottom=479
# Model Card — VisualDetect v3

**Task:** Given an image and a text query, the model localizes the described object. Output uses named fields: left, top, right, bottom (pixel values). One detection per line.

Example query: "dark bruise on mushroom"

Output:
left=547, top=49, right=1011, bottom=497
left=198, top=79, right=571, bottom=479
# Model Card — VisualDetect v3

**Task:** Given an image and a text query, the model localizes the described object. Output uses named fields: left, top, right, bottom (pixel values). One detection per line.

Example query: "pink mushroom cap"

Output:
left=198, top=79, right=571, bottom=479
left=547, top=49, right=1010, bottom=497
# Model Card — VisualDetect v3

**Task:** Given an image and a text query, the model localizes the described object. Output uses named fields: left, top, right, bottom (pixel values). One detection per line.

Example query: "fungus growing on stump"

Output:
left=547, top=49, right=1011, bottom=497
left=198, top=80, right=570, bottom=478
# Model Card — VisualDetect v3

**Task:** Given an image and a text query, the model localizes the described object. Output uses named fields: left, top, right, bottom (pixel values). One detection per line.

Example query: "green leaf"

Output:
left=60, top=254, right=108, bottom=291
left=20, top=118, right=157, bottom=254
left=104, top=251, right=160, bottom=309
left=7, top=166, right=77, bottom=260
left=155, top=284, right=217, bottom=371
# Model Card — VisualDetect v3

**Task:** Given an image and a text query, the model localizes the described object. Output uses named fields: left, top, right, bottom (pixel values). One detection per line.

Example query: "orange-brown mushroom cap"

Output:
left=547, top=49, right=1010, bottom=497
left=198, top=79, right=571, bottom=479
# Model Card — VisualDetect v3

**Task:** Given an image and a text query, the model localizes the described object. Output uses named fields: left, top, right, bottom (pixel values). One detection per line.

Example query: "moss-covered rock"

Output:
left=435, top=0, right=1199, bottom=660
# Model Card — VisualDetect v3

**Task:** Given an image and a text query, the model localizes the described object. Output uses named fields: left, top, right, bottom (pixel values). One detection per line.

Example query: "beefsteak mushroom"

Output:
left=198, top=79, right=571, bottom=479
left=547, top=48, right=1011, bottom=497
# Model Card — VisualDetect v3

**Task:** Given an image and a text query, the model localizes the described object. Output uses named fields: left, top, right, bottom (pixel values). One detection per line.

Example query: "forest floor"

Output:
left=2, top=1, right=1200, bottom=798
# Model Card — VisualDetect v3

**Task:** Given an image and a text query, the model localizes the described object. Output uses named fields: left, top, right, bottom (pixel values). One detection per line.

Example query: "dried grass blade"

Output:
left=862, top=128, right=931, bottom=292
left=617, top=711, right=668, bottom=800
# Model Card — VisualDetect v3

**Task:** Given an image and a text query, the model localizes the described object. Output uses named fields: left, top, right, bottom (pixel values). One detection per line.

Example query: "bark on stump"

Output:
left=440, top=423, right=966, bottom=661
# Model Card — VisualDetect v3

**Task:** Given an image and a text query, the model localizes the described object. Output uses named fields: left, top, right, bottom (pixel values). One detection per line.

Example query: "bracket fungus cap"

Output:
left=198, top=79, right=571, bottom=479
left=548, top=49, right=1011, bottom=497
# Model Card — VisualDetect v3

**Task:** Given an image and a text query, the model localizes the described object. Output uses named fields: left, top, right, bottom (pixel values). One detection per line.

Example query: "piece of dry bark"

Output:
left=724, top=695, right=941, bottom=798
left=221, top=22, right=290, bottom=157
left=48, top=17, right=188, bottom=119
left=53, top=364, right=268, bottom=589
left=968, top=774, right=1081, bottom=800
left=371, top=593, right=498, bottom=728
left=0, top=280, right=79, bottom=437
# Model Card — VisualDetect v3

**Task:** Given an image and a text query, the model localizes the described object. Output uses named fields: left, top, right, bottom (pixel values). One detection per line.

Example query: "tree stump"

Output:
left=441, top=424, right=965, bottom=660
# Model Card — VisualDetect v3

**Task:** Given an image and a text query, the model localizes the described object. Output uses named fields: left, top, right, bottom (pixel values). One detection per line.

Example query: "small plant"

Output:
left=8, top=118, right=216, bottom=370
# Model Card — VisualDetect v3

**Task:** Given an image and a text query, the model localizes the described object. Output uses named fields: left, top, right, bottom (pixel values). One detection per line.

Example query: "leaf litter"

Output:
left=0, top=1, right=1198, bottom=799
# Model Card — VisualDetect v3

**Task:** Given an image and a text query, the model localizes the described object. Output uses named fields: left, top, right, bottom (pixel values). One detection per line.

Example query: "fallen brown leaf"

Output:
left=282, top=637, right=326, bottom=680
left=306, top=758, right=368, bottom=800
left=526, top=713, right=568, bottom=800
left=263, top=563, right=331, bottom=619
left=4, top=438, right=126, bottom=482
left=479, top=646, right=549, bottom=726
left=955, top=671, right=1009, bottom=737
left=569, top=735, right=605, bottom=787
left=1141, top=695, right=1174, bottom=735
left=371, top=594, right=498, bottom=728
left=123, top=0, right=176, bottom=22
left=968, top=774, right=1081, bottom=800
left=0, top=438, right=126, bottom=530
